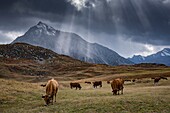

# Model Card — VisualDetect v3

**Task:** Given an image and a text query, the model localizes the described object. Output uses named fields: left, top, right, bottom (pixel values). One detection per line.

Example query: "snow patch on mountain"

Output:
left=128, top=48, right=170, bottom=66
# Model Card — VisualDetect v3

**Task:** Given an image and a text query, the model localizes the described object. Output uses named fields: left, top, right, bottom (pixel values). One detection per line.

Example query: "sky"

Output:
left=0, top=0, right=170, bottom=58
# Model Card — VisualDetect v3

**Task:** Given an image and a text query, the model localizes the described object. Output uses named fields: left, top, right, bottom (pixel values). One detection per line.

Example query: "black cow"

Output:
left=152, top=77, right=168, bottom=85
left=70, top=83, right=82, bottom=90
left=40, top=84, right=46, bottom=87
left=93, top=81, right=102, bottom=88
left=85, top=81, right=91, bottom=84
left=107, top=81, right=110, bottom=84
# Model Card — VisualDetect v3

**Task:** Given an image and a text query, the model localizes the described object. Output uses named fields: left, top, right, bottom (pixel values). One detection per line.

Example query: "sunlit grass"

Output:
left=0, top=78, right=170, bottom=113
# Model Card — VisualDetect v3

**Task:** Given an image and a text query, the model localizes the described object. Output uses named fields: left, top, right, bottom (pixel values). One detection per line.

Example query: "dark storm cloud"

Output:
left=0, top=0, right=76, bottom=31
left=0, top=0, right=170, bottom=46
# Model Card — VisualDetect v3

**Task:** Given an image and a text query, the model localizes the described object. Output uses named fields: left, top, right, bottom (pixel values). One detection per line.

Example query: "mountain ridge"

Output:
left=128, top=48, right=170, bottom=66
left=12, top=21, right=133, bottom=66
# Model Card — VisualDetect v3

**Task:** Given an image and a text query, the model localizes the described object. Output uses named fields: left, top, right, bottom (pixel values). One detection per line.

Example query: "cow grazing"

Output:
left=125, top=79, right=131, bottom=82
left=70, top=83, right=82, bottom=90
left=42, top=78, right=59, bottom=105
left=107, top=81, right=110, bottom=84
left=161, top=76, right=168, bottom=80
left=85, top=81, right=91, bottom=84
left=132, top=79, right=136, bottom=82
left=152, top=77, right=168, bottom=85
left=111, top=78, right=124, bottom=95
left=40, top=84, right=46, bottom=87
left=93, top=81, right=102, bottom=88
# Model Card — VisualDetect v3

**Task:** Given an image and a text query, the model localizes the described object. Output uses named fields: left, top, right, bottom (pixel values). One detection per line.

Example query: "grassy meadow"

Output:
left=0, top=77, right=170, bottom=113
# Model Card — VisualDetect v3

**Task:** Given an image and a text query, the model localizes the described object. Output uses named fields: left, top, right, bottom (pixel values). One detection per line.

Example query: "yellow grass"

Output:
left=0, top=78, right=170, bottom=113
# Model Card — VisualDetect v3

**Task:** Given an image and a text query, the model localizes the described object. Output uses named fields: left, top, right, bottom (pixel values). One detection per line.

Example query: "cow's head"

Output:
left=78, top=85, right=82, bottom=90
left=42, top=95, right=52, bottom=105
left=100, top=84, right=102, bottom=87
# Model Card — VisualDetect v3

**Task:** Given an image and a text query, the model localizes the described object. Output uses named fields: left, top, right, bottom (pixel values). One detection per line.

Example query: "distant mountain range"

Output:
left=12, top=21, right=133, bottom=66
left=128, top=48, right=170, bottom=66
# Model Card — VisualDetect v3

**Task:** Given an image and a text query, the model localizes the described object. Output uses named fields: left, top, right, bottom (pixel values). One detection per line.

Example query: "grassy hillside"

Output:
left=1, top=56, right=170, bottom=82
left=1, top=43, right=170, bottom=82
left=0, top=78, right=170, bottom=113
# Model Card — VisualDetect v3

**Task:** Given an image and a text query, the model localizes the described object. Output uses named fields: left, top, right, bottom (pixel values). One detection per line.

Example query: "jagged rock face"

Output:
left=128, top=48, right=170, bottom=66
left=12, top=21, right=133, bottom=66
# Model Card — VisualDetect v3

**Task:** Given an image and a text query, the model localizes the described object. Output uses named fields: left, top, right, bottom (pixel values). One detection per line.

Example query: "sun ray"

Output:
left=55, top=9, right=76, bottom=55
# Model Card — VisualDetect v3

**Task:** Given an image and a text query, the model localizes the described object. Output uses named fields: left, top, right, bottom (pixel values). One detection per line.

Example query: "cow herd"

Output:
left=70, top=81, right=103, bottom=89
left=41, top=78, right=125, bottom=105
left=41, top=76, right=168, bottom=105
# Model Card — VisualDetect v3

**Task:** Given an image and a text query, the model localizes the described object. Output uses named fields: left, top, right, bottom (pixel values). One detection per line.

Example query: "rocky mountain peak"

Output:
left=12, top=22, right=134, bottom=66
left=37, top=21, right=44, bottom=25
left=35, top=21, right=56, bottom=35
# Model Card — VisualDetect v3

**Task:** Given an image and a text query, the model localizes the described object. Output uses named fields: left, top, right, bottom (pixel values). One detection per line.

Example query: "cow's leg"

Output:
left=117, top=90, right=119, bottom=95
left=121, top=87, right=124, bottom=94
left=55, top=88, right=58, bottom=102
left=76, top=87, right=77, bottom=90
left=51, top=95, right=54, bottom=104
left=54, top=93, right=56, bottom=102
left=121, top=89, right=123, bottom=94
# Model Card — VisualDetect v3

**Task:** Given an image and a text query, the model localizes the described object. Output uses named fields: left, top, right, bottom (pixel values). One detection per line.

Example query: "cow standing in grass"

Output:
left=107, top=81, right=110, bottom=84
left=85, top=81, right=91, bottom=84
left=93, top=81, right=102, bottom=88
left=70, top=83, right=82, bottom=90
left=40, top=84, right=46, bottom=87
left=42, top=78, right=59, bottom=105
left=111, top=78, right=124, bottom=95
left=152, top=77, right=168, bottom=85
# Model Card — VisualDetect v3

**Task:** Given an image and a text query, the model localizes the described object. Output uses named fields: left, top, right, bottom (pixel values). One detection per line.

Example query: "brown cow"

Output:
left=42, top=78, right=59, bottom=105
left=70, top=83, right=82, bottom=90
left=93, top=81, right=102, bottom=88
left=111, top=78, right=124, bottom=95
left=152, top=76, right=168, bottom=85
